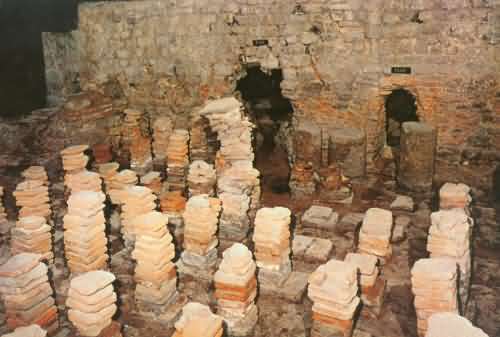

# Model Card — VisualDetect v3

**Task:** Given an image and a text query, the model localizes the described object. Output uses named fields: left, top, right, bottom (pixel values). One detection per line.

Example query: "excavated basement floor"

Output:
left=0, top=155, right=499, bottom=337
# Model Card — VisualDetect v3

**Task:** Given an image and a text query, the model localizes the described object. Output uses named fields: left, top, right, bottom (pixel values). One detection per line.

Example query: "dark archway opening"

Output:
left=0, top=0, right=78, bottom=118
left=385, top=88, right=419, bottom=147
left=236, top=66, right=294, bottom=196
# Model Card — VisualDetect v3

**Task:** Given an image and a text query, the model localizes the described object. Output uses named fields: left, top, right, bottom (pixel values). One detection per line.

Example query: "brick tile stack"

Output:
left=152, top=116, right=173, bottom=164
left=11, top=216, right=53, bottom=264
left=0, top=186, right=6, bottom=226
left=139, top=171, right=162, bottom=196
left=160, top=191, right=186, bottom=214
left=63, top=191, right=108, bottom=274
left=411, top=258, right=459, bottom=337
left=217, top=162, right=260, bottom=244
left=14, top=177, right=51, bottom=220
left=187, top=160, right=216, bottom=197
left=357, top=208, right=393, bottom=263
left=61, top=145, right=90, bottom=175
left=344, top=253, right=385, bottom=313
left=64, top=170, right=103, bottom=194
left=252, top=207, right=292, bottom=287
left=62, top=91, right=114, bottom=123
left=61, top=145, right=102, bottom=194
left=189, top=116, right=210, bottom=162
left=18, top=166, right=51, bottom=220
left=289, top=161, right=316, bottom=198
left=181, top=195, right=221, bottom=271
left=173, top=302, right=223, bottom=337
left=307, top=259, right=360, bottom=337
left=428, top=209, right=473, bottom=312
left=1, top=324, right=47, bottom=337
left=425, top=312, right=489, bottom=337
left=66, top=270, right=118, bottom=337
left=159, top=190, right=187, bottom=244
left=199, top=98, right=261, bottom=244
left=109, top=186, right=156, bottom=245
left=439, top=183, right=472, bottom=214
left=166, top=129, right=190, bottom=193
left=0, top=253, right=58, bottom=332
left=214, top=243, right=258, bottom=336
left=131, top=211, right=177, bottom=310
left=97, top=162, right=119, bottom=193
left=123, top=109, right=152, bottom=174
left=107, top=169, right=138, bottom=205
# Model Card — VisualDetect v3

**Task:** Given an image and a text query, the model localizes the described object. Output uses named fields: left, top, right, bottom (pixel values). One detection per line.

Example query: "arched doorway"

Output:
left=385, top=88, right=419, bottom=147
left=236, top=65, right=294, bottom=195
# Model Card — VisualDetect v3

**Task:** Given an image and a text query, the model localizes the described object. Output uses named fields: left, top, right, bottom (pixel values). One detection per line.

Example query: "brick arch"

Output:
left=367, top=75, right=439, bottom=163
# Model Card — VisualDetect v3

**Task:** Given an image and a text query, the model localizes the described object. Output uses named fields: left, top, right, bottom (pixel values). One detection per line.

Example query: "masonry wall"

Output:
left=39, top=0, right=500, bottom=198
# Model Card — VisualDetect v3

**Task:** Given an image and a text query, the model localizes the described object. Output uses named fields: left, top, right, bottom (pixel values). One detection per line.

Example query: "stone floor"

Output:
left=0, top=157, right=499, bottom=337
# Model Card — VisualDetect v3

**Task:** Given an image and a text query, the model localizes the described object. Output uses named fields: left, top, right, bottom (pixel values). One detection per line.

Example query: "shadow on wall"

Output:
left=385, top=88, right=419, bottom=147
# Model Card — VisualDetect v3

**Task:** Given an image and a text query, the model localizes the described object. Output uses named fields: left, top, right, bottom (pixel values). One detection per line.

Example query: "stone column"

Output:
left=180, top=195, right=221, bottom=277
left=425, top=312, right=489, bottom=337
left=307, top=259, right=360, bottom=337
left=0, top=253, right=59, bottom=332
left=214, top=243, right=258, bottom=336
left=344, top=253, right=385, bottom=315
left=357, top=208, right=393, bottom=263
left=328, top=127, right=367, bottom=178
left=166, top=129, right=190, bottom=193
left=411, top=258, right=459, bottom=337
left=132, top=211, right=177, bottom=312
left=173, top=302, right=223, bottom=337
left=398, top=122, right=436, bottom=192
left=428, top=209, right=473, bottom=313
left=63, top=191, right=108, bottom=274
left=188, top=160, right=216, bottom=196
left=66, top=270, right=120, bottom=337
left=252, top=207, right=292, bottom=289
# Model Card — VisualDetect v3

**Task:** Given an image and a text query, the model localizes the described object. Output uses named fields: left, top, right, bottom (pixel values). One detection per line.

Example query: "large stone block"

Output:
left=398, top=122, right=436, bottom=193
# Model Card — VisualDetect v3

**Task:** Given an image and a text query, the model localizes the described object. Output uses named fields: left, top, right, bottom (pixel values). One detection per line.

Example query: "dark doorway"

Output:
left=0, top=0, right=78, bottom=118
left=236, top=66, right=294, bottom=196
left=385, top=89, right=419, bottom=147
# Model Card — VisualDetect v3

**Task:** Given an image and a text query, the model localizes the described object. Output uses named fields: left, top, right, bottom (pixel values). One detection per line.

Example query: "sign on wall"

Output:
left=391, top=67, right=412, bottom=74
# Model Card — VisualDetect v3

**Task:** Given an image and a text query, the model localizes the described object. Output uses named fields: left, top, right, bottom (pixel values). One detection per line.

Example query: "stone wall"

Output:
left=42, top=31, right=80, bottom=105
left=36, top=0, right=500, bottom=197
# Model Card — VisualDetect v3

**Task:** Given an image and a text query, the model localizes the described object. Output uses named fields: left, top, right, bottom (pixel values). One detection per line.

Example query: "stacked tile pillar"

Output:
left=307, top=259, right=360, bottom=337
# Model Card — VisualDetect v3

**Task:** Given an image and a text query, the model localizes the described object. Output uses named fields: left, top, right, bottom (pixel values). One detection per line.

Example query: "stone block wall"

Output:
left=37, top=0, right=500, bottom=196
left=42, top=31, right=80, bottom=105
